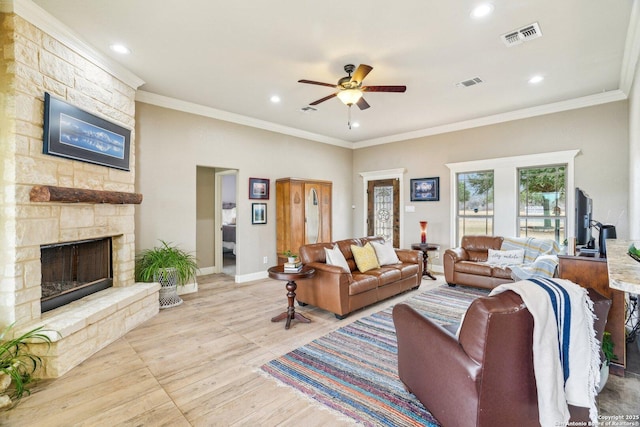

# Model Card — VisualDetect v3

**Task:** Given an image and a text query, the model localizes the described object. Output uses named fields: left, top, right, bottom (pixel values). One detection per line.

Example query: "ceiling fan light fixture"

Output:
left=337, top=89, right=363, bottom=106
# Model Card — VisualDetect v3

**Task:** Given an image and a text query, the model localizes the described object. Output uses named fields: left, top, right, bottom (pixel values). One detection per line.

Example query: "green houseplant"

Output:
left=135, top=240, right=198, bottom=309
left=0, top=324, right=53, bottom=410
left=283, top=250, right=298, bottom=263
left=597, top=331, right=617, bottom=393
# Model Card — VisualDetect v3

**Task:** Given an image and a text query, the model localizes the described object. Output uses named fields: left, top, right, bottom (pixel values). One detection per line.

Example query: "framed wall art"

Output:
left=43, top=92, right=131, bottom=171
left=252, top=203, right=267, bottom=224
left=249, top=177, right=270, bottom=199
left=410, top=177, right=440, bottom=202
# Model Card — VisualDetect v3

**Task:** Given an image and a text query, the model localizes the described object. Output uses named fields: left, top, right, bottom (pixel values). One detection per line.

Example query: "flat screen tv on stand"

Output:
left=575, top=187, right=594, bottom=249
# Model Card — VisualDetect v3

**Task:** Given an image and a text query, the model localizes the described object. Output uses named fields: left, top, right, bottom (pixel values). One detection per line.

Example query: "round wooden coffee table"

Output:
left=268, top=265, right=315, bottom=330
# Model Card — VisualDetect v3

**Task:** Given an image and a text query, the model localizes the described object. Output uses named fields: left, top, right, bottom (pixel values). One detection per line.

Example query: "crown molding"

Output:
left=135, top=91, right=352, bottom=148
left=10, top=0, right=144, bottom=89
left=352, top=90, right=628, bottom=149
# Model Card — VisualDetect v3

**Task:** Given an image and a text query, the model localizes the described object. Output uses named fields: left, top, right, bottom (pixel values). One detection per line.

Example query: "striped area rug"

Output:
left=260, top=285, right=489, bottom=426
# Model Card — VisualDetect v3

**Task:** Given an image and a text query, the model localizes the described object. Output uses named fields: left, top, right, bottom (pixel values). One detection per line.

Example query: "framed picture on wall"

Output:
left=43, top=92, right=131, bottom=171
left=249, top=177, right=270, bottom=199
left=410, top=177, right=440, bottom=202
left=252, top=203, right=267, bottom=224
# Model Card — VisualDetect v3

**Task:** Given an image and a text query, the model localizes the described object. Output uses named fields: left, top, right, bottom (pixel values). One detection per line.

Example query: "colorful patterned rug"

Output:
left=260, top=285, right=489, bottom=426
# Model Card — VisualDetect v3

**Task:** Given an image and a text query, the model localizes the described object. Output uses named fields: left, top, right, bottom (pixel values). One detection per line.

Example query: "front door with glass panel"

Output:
left=367, top=179, right=400, bottom=247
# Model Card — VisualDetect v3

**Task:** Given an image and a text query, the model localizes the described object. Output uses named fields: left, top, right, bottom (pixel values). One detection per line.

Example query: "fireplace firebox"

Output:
left=40, top=238, right=113, bottom=313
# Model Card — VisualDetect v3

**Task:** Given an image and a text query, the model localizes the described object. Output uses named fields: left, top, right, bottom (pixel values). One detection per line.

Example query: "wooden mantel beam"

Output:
left=30, top=185, right=143, bottom=205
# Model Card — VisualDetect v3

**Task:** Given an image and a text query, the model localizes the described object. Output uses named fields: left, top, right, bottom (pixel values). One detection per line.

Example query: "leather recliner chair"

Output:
left=392, top=288, right=611, bottom=427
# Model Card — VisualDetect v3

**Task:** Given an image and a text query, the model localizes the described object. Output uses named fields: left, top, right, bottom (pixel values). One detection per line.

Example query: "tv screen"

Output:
left=575, top=187, right=592, bottom=246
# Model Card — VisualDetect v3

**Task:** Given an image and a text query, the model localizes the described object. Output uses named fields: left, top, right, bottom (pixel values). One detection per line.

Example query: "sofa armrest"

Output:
left=395, top=249, right=422, bottom=265
left=393, top=304, right=481, bottom=425
left=295, top=261, right=353, bottom=316
left=443, top=247, right=468, bottom=284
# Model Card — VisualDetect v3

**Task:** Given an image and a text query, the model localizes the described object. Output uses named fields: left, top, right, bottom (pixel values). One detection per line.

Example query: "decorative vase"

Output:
left=419, top=221, right=428, bottom=244
left=288, top=257, right=297, bottom=263
left=155, top=267, right=183, bottom=309
left=597, top=363, right=609, bottom=393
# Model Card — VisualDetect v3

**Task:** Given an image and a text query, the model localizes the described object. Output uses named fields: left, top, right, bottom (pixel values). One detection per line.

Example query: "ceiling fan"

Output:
left=298, top=64, right=407, bottom=111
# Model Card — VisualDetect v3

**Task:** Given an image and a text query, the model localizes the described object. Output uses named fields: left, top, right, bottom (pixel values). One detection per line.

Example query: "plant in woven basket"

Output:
left=0, top=324, right=53, bottom=410
left=135, top=240, right=198, bottom=286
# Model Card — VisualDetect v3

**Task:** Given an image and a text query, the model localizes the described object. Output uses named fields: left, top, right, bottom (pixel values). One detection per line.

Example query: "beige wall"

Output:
left=353, top=101, right=630, bottom=262
left=135, top=102, right=353, bottom=278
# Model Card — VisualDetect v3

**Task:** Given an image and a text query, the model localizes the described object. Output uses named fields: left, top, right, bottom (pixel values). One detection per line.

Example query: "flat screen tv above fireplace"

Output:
left=40, top=237, right=113, bottom=313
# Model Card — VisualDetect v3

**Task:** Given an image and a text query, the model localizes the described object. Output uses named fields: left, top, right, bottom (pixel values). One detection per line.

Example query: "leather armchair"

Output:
left=392, top=288, right=611, bottom=427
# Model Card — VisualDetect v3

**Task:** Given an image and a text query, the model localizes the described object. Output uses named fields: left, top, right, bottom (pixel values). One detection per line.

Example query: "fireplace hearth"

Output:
left=40, top=238, right=113, bottom=313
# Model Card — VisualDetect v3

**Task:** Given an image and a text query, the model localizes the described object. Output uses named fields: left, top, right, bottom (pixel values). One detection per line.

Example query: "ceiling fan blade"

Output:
left=309, top=93, right=337, bottom=105
left=356, top=97, right=370, bottom=110
left=351, top=64, right=373, bottom=84
left=362, top=85, right=407, bottom=92
left=298, top=79, right=337, bottom=88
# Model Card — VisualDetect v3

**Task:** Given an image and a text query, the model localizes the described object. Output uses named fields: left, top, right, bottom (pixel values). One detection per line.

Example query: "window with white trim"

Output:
left=518, top=165, right=567, bottom=243
left=456, top=171, right=494, bottom=243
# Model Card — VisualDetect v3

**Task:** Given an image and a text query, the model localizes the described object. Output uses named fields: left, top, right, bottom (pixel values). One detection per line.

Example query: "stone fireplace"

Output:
left=0, top=11, right=158, bottom=378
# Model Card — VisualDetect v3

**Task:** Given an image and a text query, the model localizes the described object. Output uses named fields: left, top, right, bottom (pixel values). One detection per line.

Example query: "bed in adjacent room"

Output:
left=222, top=202, right=236, bottom=255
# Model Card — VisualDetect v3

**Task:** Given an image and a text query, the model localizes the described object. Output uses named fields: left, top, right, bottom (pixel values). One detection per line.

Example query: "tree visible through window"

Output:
left=518, top=165, right=566, bottom=243
left=457, top=171, right=494, bottom=243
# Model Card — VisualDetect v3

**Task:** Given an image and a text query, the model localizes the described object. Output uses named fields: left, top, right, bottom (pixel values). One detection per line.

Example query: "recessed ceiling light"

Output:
left=528, top=75, right=544, bottom=84
left=270, top=95, right=281, bottom=103
left=109, top=44, right=130, bottom=54
left=470, top=3, right=494, bottom=19
left=351, top=122, right=360, bottom=128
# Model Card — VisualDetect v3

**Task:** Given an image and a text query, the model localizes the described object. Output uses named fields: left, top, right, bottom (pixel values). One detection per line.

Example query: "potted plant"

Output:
left=597, top=331, right=617, bottom=393
left=135, top=240, right=198, bottom=309
left=283, top=250, right=298, bottom=263
left=0, top=324, right=53, bottom=410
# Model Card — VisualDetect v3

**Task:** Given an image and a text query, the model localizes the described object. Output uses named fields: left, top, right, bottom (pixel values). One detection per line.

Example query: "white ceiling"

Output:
left=25, top=0, right=638, bottom=146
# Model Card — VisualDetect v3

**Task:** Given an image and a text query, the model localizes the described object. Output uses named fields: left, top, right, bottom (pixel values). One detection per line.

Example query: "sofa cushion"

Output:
left=363, top=267, right=402, bottom=286
left=371, top=241, right=400, bottom=265
left=492, top=266, right=513, bottom=279
left=455, top=260, right=492, bottom=277
left=487, top=249, right=524, bottom=265
left=324, top=245, right=350, bottom=272
left=392, top=263, right=420, bottom=279
left=461, top=236, right=504, bottom=262
left=351, top=243, right=380, bottom=273
left=349, top=273, right=379, bottom=295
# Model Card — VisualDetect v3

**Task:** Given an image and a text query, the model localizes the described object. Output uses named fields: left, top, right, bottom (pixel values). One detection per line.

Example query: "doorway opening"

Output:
left=196, top=167, right=237, bottom=277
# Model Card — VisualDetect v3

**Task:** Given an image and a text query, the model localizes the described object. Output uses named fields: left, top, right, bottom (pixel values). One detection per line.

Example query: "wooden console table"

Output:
left=558, top=253, right=626, bottom=376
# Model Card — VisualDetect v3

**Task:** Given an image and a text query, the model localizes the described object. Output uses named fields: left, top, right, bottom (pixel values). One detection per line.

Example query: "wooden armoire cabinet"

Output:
left=276, top=178, right=332, bottom=262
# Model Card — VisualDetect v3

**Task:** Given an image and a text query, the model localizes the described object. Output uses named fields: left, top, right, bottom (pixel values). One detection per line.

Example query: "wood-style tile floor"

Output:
left=3, top=274, right=639, bottom=426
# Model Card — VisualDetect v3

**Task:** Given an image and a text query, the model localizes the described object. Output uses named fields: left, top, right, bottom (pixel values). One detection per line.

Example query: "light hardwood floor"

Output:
left=3, top=274, right=639, bottom=426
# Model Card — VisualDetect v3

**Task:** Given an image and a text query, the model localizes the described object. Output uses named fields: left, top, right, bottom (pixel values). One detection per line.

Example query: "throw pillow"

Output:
left=486, top=249, right=525, bottom=265
left=324, top=245, right=350, bottom=273
left=351, top=243, right=380, bottom=273
left=371, top=241, right=400, bottom=265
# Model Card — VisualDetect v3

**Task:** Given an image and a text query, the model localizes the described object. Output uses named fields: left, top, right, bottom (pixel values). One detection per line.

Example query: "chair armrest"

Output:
left=393, top=304, right=481, bottom=425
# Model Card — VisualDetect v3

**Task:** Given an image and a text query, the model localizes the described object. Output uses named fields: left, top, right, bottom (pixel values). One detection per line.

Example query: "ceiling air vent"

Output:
left=456, top=77, right=484, bottom=88
left=501, top=22, right=542, bottom=47
left=300, top=106, right=317, bottom=113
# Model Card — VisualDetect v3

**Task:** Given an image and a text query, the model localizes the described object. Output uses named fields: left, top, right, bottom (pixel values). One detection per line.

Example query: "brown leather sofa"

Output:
left=444, top=235, right=514, bottom=289
left=297, top=237, right=422, bottom=319
left=393, top=288, right=611, bottom=427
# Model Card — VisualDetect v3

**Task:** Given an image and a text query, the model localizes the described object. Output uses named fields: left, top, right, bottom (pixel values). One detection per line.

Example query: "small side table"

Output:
left=411, top=243, right=440, bottom=280
left=268, top=265, right=315, bottom=330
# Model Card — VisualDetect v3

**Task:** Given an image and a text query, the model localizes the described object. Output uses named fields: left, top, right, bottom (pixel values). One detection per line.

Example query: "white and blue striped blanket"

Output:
left=490, top=278, right=600, bottom=427
left=500, top=237, right=561, bottom=280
